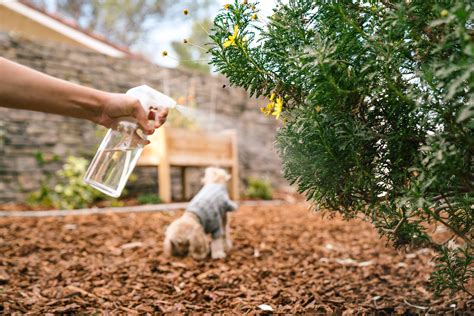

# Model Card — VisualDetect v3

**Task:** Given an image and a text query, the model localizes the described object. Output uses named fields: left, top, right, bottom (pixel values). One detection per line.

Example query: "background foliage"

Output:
left=30, top=0, right=216, bottom=48
left=245, top=177, right=273, bottom=200
left=28, top=156, right=105, bottom=209
left=209, top=0, right=473, bottom=295
left=137, top=193, right=162, bottom=205
left=171, top=19, right=213, bottom=73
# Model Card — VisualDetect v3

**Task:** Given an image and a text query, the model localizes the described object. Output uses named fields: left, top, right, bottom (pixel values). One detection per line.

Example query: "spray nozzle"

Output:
left=126, top=85, right=176, bottom=113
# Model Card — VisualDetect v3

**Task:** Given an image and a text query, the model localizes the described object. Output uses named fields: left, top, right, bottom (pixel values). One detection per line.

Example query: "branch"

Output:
left=382, top=216, right=407, bottom=235
left=425, top=206, right=473, bottom=246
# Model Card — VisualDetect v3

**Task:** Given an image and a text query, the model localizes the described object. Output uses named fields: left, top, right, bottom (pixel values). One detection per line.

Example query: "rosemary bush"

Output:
left=209, top=1, right=473, bottom=295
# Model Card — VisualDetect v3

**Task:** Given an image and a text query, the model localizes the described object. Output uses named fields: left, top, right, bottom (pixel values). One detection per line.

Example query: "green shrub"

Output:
left=27, top=181, right=54, bottom=207
left=28, top=156, right=105, bottom=209
left=245, top=177, right=273, bottom=200
left=137, top=193, right=162, bottom=205
left=209, top=1, right=473, bottom=295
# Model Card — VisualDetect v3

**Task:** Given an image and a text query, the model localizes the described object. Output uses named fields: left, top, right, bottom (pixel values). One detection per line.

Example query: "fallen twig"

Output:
left=403, top=299, right=428, bottom=310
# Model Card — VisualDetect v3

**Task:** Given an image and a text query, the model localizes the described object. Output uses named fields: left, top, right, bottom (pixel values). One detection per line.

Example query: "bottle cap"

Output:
left=126, top=85, right=177, bottom=113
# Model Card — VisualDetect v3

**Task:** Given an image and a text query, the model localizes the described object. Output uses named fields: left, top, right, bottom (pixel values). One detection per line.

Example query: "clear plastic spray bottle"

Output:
left=84, top=85, right=176, bottom=197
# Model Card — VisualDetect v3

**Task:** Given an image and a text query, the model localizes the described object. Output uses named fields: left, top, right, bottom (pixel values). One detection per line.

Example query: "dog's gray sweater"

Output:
left=186, top=183, right=237, bottom=238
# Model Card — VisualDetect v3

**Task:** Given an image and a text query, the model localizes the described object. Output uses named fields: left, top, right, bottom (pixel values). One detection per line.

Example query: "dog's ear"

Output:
left=189, top=228, right=209, bottom=260
left=171, top=239, right=190, bottom=257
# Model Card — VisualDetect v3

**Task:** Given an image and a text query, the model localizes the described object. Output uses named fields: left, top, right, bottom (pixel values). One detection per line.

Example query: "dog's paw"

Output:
left=211, top=251, right=226, bottom=259
left=225, top=239, right=233, bottom=251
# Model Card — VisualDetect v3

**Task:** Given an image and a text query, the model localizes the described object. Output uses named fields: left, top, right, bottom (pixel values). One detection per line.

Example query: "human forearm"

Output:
left=0, top=58, right=168, bottom=132
left=0, top=57, right=106, bottom=121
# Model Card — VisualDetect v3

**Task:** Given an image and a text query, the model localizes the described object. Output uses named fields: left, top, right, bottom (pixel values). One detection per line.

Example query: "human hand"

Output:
left=94, top=92, right=168, bottom=134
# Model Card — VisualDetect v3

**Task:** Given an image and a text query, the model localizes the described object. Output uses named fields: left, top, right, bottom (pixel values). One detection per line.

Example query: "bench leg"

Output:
left=158, top=164, right=171, bottom=203
left=181, top=167, right=187, bottom=201
left=231, top=165, right=239, bottom=201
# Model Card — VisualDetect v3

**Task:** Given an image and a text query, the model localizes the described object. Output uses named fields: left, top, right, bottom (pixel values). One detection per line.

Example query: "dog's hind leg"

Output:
left=224, top=217, right=233, bottom=251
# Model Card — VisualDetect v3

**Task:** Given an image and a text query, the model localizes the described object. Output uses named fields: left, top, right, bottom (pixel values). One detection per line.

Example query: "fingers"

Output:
left=155, top=108, right=169, bottom=128
left=134, top=102, right=168, bottom=135
left=133, top=101, right=154, bottom=135
left=147, top=108, right=168, bottom=128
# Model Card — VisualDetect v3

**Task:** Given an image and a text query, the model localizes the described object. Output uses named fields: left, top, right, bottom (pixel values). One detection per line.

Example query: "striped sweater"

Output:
left=186, top=183, right=237, bottom=238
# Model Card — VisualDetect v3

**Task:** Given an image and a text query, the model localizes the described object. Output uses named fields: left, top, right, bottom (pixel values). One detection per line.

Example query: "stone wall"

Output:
left=0, top=33, right=284, bottom=203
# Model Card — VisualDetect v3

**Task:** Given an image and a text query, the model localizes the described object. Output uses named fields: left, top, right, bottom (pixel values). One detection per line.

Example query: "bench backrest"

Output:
left=137, top=127, right=237, bottom=167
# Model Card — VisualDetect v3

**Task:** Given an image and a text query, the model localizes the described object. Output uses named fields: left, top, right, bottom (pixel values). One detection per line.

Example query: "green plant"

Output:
left=28, top=156, right=105, bottom=209
left=109, top=200, right=125, bottom=207
left=209, top=1, right=473, bottom=295
left=34, top=151, right=60, bottom=167
left=137, top=193, right=162, bottom=205
left=27, top=181, right=54, bottom=207
left=245, top=177, right=273, bottom=200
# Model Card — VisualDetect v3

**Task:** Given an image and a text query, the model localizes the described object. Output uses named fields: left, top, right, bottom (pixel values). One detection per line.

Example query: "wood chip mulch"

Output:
left=0, top=203, right=471, bottom=314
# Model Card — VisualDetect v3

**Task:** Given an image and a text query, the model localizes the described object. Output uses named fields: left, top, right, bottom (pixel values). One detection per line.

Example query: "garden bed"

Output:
left=0, top=203, right=471, bottom=313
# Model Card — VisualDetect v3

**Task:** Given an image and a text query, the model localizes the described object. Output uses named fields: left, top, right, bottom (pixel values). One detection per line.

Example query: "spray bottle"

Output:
left=84, top=85, right=176, bottom=197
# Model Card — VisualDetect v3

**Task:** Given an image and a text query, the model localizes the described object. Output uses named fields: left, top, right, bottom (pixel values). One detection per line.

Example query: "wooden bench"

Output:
left=136, top=127, right=239, bottom=203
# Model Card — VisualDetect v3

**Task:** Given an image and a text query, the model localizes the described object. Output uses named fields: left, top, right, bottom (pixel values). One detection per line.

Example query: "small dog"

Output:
left=163, top=167, right=238, bottom=259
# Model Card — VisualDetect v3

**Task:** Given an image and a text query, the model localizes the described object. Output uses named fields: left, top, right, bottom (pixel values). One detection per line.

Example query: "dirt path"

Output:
left=0, top=203, right=471, bottom=314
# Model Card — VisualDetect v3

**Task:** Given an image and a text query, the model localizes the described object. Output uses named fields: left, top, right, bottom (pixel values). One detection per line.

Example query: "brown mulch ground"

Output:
left=0, top=203, right=471, bottom=314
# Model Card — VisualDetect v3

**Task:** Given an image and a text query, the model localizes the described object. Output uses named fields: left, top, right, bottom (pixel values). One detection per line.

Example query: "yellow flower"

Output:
left=316, top=105, right=321, bottom=113
left=440, top=9, right=448, bottom=17
left=183, top=9, right=189, bottom=15
left=260, top=102, right=274, bottom=116
left=252, top=13, right=258, bottom=20
left=223, top=25, right=239, bottom=48
left=260, top=94, right=276, bottom=116
left=272, top=96, right=283, bottom=120
left=224, top=4, right=231, bottom=10
left=162, top=50, right=168, bottom=57
left=261, top=93, right=283, bottom=119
